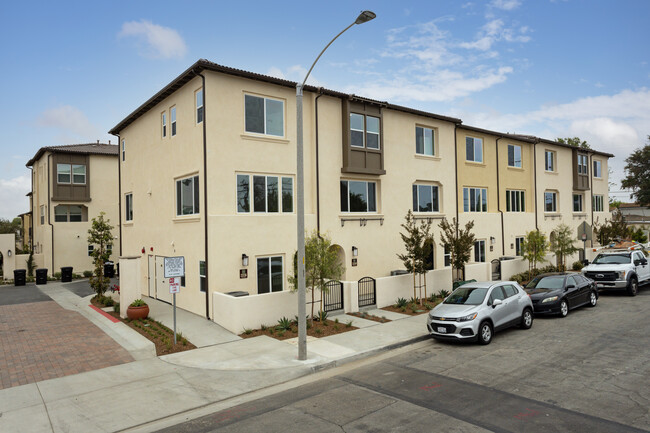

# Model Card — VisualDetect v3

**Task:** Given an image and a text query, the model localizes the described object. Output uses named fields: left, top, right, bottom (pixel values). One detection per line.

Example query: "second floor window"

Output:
left=463, top=187, right=487, bottom=212
left=57, top=164, right=86, bottom=184
left=125, top=193, right=133, bottom=221
left=245, top=95, right=284, bottom=137
left=573, top=194, right=583, bottom=212
left=340, top=180, right=376, bottom=212
left=577, top=154, right=588, bottom=175
left=593, top=195, right=604, bottom=212
left=237, top=174, right=293, bottom=213
left=122, top=139, right=126, bottom=161
left=508, top=144, right=522, bottom=167
left=40, top=205, right=45, bottom=225
left=162, top=112, right=167, bottom=137
left=412, top=184, right=439, bottom=212
left=593, top=160, right=602, bottom=178
left=506, top=190, right=525, bottom=212
left=415, top=126, right=434, bottom=156
left=466, top=137, right=483, bottom=163
left=544, top=191, right=557, bottom=212
left=176, top=175, right=200, bottom=216
left=350, top=113, right=380, bottom=150
left=545, top=150, right=554, bottom=171
left=196, top=89, right=204, bottom=124
left=171, top=107, right=177, bottom=136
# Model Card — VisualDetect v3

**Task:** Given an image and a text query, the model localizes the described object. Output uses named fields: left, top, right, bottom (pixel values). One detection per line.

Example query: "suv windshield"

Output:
left=592, top=253, right=630, bottom=265
left=526, top=276, right=565, bottom=290
left=444, top=287, right=488, bottom=305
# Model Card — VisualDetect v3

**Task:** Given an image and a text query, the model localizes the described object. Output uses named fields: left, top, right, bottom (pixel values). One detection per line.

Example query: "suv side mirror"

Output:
left=565, top=284, right=575, bottom=290
left=582, top=259, right=589, bottom=266
left=492, top=299, right=503, bottom=308
left=642, top=259, right=648, bottom=266
left=634, top=259, right=641, bottom=266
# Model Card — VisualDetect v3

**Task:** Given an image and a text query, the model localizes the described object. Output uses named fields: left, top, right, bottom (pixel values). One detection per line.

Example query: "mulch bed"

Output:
left=348, top=311, right=391, bottom=323
left=239, top=318, right=358, bottom=340
left=381, top=298, right=443, bottom=316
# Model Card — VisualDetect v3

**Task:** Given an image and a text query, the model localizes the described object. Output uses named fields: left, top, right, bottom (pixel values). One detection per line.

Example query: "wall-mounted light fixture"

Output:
left=7, top=249, right=12, bottom=257
left=352, top=246, right=358, bottom=257
left=490, top=237, right=496, bottom=244
left=242, top=254, right=249, bottom=267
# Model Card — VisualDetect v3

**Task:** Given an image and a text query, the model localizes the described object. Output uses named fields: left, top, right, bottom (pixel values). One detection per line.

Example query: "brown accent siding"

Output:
left=572, top=149, right=590, bottom=191
left=341, top=99, right=385, bottom=175
left=52, top=154, right=91, bottom=201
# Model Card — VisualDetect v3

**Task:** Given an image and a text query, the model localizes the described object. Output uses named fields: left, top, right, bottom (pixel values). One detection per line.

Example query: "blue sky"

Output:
left=1, top=0, right=649, bottom=219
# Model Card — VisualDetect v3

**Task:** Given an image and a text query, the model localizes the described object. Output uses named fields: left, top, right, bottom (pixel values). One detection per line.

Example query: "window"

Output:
left=463, top=187, right=487, bottom=212
left=544, top=191, right=557, bottom=212
left=489, top=287, right=506, bottom=305
left=196, top=89, right=204, bottom=124
left=545, top=150, right=554, bottom=171
left=577, top=154, right=588, bottom=175
left=199, top=261, right=206, bottom=292
left=593, top=195, right=604, bottom=212
left=40, top=205, right=45, bottom=225
left=88, top=245, right=94, bottom=257
left=237, top=174, right=293, bottom=213
left=474, top=240, right=486, bottom=262
left=466, top=137, right=483, bottom=163
left=57, top=164, right=86, bottom=184
left=176, top=176, right=200, bottom=216
left=245, top=94, right=284, bottom=137
left=54, top=205, right=83, bottom=222
left=257, top=256, right=283, bottom=294
left=340, top=180, right=377, bottom=212
left=415, top=126, right=434, bottom=156
left=573, top=194, right=583, bottom=212
left=57, top=164, right=71, bottom=183
left=593, top=160, right=602, bottom=178
left=506, top=190, right=525, bottom=212
left=162, top=112, right=167, bottom=138
left=444, top=245, right=451, bottom=267
left=125, top=193, right=133, bottom=221
left=515, top=236, right=524, bottom=256
left=350, top=113, right=380, bottom=150
left=72, top=165, right=86, bottom=184
left=171, top=107, right=177, bottom=136
left=412, top=184, right=439, bottom=212
left=107, top=244, right=113, bottom=255
left=507, top=144, right=522, bottom=168
left=503, top=285, right=518, bottom=297
left=121, top=139, right=125, bottom=161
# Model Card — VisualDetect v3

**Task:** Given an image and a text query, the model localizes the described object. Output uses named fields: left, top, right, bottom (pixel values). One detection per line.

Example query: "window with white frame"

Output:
left=444, top=245, right=451, bottom=267
left=237, top=174, right=293, bottom=214
left=171, top=107, right=177, bottom=136
left=415, top=126, right=434, bottom=156
left=474, top=240, right=486, bottom=262
left=57, top=164, right=86, bottom=184
left=593, top=160, right=602, bottom=178
left=162, top=112, right=167, bottom=138
left=121, top=139, right=126, bottom=161
left=463, top=187, right=487, bottom=212
left=57, top=164, right=71, bottom=183
left=466, top=136, right=483, bottom=163
left=506, top=190, right=525, bottom=212
left=545, top=150, right=554, bottom=171
left=515, top=236, right=524, bottom=256
left=72, top=165, right=86, bottom=184
left=573, top=194, right=583, bottom=212
left=577, top=154, right=588, bottom=175
left=88, top=245, right=94, bottom=257
left=107, top=244, right=112, bottom=255
left=199, top=261, right=206, bottom=292
left=54, top=205, right=83, bottom=222
left=412, top=184, right=439, bottom=212
left=507, top=144, right=522, bottom=168
left=125, top=193, right=133, bottom=221
left=340, top=180, right=377, bottom=212
left=176, top=175, right=200, bottom=216
left=544, top=191, right=557, bottom=212
left=350, top=113, right=380, bottom=150
left=593, top=195, right=604, bottom=212
left=257, top=256, right=283, bottom=294
left=245, top=94, right=284, bottom=137
left=196, top=89, right=204, bottom=124
left=40, top=205, right=45, bottom=225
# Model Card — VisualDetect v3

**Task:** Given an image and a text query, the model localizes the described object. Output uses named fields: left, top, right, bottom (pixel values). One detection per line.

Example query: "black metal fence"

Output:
left=323, top=280, right=344, bottom=312
left=358, top=276, right=376, bottom=307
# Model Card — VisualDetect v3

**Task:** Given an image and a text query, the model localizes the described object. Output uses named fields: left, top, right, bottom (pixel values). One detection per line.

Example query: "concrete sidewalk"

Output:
left=0, top=282, right=430, bottom=433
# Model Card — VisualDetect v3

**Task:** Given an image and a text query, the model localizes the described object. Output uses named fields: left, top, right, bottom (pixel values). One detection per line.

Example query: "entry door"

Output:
left=148, top=255, right=155, bottom=298
left=155, top=256, right=172, bottom=304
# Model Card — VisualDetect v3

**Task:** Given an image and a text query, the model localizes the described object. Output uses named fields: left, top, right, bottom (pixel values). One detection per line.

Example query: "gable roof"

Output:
left=26, top=143, right=118, bottom=167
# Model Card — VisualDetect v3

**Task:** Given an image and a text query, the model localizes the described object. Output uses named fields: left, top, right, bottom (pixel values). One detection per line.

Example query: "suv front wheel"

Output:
left=478, top=321, right=493, bottom=345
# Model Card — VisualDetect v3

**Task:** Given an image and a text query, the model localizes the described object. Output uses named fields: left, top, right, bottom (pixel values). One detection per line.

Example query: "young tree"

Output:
left=621, top=136, right=650, bottom=205
left=522, top=230, right=547, bottom=273
left=593, top=209, right=631, bottom=246
left=550, top=224, right=580, bottom=271
left=557, top=137, right=591, bottom=149
left=631, top=227, right=648, bottom=244
left=87, top=212, right=115, bottom=298
left=397, top=210, right=434, bottom=303
left=289, top=231, right=344, bottom=321
left=438, top=218, right=475, bottom=281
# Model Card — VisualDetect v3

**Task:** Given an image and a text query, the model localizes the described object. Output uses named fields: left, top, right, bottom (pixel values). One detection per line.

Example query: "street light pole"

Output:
left=296, top=10, right=376, bottom=361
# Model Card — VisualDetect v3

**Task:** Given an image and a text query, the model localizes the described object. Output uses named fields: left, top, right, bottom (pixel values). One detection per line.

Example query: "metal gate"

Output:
left=323, top=280, right=344, bottom=312
left=358, top=276, right=376, bottom=308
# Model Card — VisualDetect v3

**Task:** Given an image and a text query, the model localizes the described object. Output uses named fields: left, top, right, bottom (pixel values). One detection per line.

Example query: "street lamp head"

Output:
left=355, top=10, right=376, bottom=25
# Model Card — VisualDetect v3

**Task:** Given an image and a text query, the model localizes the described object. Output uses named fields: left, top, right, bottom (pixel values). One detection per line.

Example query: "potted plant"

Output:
left=127, top=299, right=149, bottom=320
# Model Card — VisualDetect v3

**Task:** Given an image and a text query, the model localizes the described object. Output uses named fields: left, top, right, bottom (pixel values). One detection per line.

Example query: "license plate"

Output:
left=437, top=327, right=447, bottom=333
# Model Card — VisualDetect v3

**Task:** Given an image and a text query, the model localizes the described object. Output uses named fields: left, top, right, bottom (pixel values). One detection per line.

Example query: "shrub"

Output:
left=244, top=328, right=253, bottom=335
left=83, top=270, right=93, bottom=278
left=113, top=302, right=120, bottom=313
left=395, top=297, right=408, bottom=308
left=261, top=324, right=268, bottom=331
left=439, top=289, right=450, bottom=298
left=315, top=310, right=328, bottom=322
left=276, top=316, right=292, bottom=331
left=346, top=320, right=353, bottom=328
left=130, top=299, right=147, bottom=307
left=54, top=271, right=62, bottom=279
left=572, top=260, right=584, bottom=271
left=315, top=328, right=323, bottom=335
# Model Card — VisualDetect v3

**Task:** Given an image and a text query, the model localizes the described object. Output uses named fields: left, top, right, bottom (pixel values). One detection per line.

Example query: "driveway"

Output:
left=0, top=282, right=133, bottom=389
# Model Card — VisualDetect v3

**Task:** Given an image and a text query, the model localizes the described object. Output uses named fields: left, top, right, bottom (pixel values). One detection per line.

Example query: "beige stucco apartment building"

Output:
left=26, top=143, right=119, bottom=275
left=110, top=59, right=613, bottom=321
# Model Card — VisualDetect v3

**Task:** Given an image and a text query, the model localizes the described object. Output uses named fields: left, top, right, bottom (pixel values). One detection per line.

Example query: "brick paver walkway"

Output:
left=0, top=301, right=134, bottom=389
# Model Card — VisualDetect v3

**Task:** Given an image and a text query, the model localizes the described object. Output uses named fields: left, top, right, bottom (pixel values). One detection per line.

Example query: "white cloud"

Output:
left=459, top=18, right=530, bottom=51
left=266, top=65, right=323, bottom=87
left=490, top=0, right=521, bottom=10
left=0, top=174, right=30, bottom=220
left=37, top=105, right=99, bottom=140
left=119, top=20, right=187, bottom=59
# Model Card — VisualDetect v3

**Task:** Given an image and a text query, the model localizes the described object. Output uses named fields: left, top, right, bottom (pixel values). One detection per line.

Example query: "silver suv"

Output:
left=427, top=281, right=534, bottom=345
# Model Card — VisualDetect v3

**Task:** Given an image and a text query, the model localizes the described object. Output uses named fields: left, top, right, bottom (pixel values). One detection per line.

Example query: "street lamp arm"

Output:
left=300, top=21, right=356, bottom=89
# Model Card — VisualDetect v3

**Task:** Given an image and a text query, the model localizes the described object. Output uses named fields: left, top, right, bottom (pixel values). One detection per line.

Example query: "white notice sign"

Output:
left=164, top=256, right=185, bottom=278
left=169, top=277, right=180, bottom=294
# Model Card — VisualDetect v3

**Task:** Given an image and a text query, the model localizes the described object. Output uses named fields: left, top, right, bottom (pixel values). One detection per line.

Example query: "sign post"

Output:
left=164, top=257, right=185, bottom=345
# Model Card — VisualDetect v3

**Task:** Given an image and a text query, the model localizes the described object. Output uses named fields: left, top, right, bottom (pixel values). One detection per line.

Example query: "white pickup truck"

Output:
left=582, top=248, right=650, bottom=296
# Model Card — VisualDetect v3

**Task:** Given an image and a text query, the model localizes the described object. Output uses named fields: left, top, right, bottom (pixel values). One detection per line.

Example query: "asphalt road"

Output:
left=159, top=288, right=650, bottom=433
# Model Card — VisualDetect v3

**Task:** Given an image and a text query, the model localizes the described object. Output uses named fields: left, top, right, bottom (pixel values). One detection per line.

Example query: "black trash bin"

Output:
left=13, top=269, right=26, bottom=286
left=103, top=261, right=115, bottom=278
left=61, top=266, right=73, bottom=282
left=35, top=268, right=48, bottom=285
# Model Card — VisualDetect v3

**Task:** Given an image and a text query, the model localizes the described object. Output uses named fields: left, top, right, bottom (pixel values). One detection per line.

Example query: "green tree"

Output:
left=550, top=224, right=580, bottom=271
left=522, top=230, right=547, bottom=273
left=621, top=136, right=650, bottom=205
left=289, top=231, right=344, bottom=321
left=397, top=210, right=433, bottom=303
left=0, top=218, right=21, bottom=235
left=631, top=227, right=648, bottom=244
left=26, top=248, right=35, bottom=277
left=87, top=212, right=115, bottom=298
left=593, top=209, right=631, bottom=246
left=557, top=137, right=591, bottom=149
left=438, top=218, right=475, bottom=281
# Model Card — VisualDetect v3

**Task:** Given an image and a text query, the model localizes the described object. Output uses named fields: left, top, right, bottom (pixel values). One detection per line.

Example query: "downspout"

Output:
left=197, top=71, right=210, bottom=320
left=29, top=167, right=34, bottom=251
left=47, top=154, right=54, bottom=273
left=454, top=124, right=459, bottom=223
left=315, top=88, right=324, bottom=236
left=589, top=152, right=594, bottom=246
left=117, top=134, right=122, bottom=259
left=533, top=141, right=538, bottom=230
left=496, top=137, right=505, bottom=256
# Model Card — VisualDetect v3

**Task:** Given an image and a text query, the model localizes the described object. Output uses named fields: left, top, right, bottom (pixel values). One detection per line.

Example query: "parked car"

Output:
left=524, top=273, right=598, bottom=317
left=582, top=248, right=650, bottom=296
left=426, top=281, right=533, bottom=345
